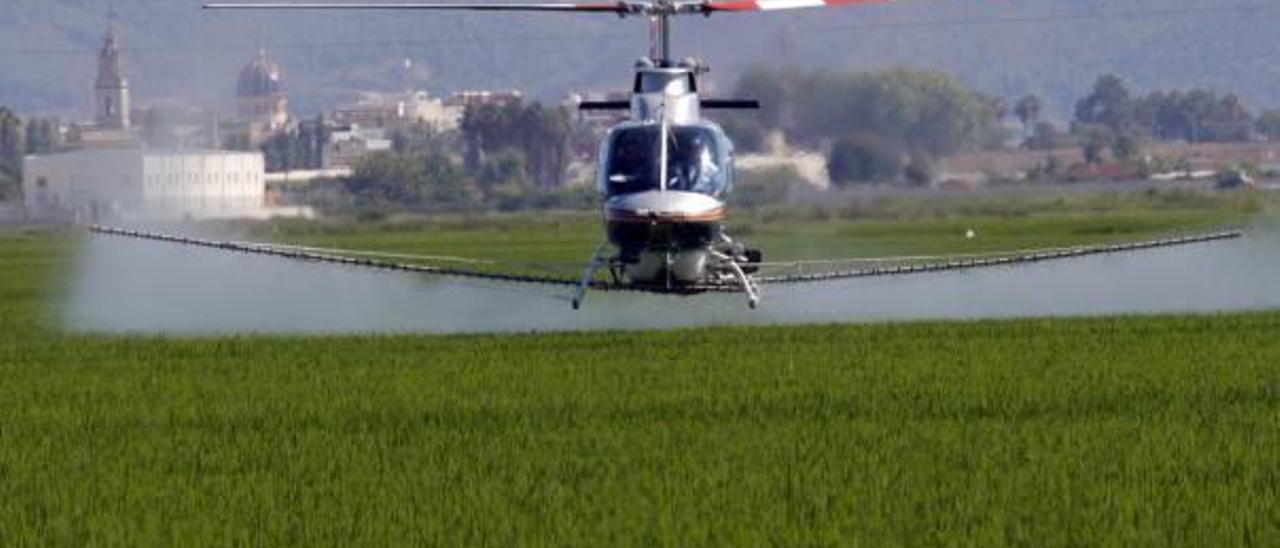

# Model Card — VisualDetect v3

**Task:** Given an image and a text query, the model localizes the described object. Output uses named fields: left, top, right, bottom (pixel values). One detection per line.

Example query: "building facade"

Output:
left=448, top=90, right=523, bottom=109
left=323, top=125, right=393, bottom=169
left=24, top=149, right=269, bottom=221
left=332, top=90, right=462, bottom=132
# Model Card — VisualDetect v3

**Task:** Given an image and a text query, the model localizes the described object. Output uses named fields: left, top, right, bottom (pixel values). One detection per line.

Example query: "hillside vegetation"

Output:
left=4, top=0, right=1280, bottom=117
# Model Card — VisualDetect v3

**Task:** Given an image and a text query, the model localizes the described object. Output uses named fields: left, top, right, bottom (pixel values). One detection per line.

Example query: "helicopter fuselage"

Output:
left=605, top=190, right=726, bottom=283
left=594, top=65, right=745, bottom=285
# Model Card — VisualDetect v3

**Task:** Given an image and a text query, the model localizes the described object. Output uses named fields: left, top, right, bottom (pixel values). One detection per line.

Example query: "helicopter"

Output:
left=203, top=1, right=891, bottom=309
left=93, top=0, right=1240, bottom=310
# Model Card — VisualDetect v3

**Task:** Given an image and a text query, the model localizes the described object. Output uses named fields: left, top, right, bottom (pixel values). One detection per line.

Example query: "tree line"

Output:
left=722, top=66, right=1007, bottom=186
left=259, top=115, right=331, bottom=173
left=306, top=99, right=582, bottom=215
left=723, top=67, right=1280, bottom=186
left=8, top=69, right=1280, bottom=204
left=0, top=106, right=61, bottom=201
left=1075, top=74, right=1253, bottom=144
left=1017, top=74, right=1280, bottom=165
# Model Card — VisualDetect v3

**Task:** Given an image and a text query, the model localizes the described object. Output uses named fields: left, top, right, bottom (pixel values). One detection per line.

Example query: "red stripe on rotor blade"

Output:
left=704, top=0, right=760, bottom=11
left=824, top=0, right=894, bottom=6
left=704, top=0, right=892, bottom=12
left=204, top=2, right=627, bottom=12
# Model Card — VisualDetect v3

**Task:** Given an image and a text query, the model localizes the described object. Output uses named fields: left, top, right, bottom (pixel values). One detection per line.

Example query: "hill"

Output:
left=3, top=0, right=1280, bottom=120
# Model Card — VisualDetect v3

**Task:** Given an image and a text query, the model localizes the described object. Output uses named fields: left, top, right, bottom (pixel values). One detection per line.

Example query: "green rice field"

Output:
left=1, top=201, right=1278, bottom=546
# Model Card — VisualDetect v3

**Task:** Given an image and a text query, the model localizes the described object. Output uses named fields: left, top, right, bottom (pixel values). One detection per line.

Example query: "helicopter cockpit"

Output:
left=598, top=122, right=734, bottom=198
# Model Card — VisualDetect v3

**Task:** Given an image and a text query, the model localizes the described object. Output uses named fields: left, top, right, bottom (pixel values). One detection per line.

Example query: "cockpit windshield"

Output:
left=600, top=124, right=733, bottom=197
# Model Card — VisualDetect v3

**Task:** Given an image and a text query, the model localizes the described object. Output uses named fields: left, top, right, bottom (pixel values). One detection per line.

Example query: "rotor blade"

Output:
left=204, top=2, right=631, bottom=13
left=700, top=0, right=891, bottom=13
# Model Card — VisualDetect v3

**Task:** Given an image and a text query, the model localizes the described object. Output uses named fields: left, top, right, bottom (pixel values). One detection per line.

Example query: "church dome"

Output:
left=237, top=50, right=284, bottom=98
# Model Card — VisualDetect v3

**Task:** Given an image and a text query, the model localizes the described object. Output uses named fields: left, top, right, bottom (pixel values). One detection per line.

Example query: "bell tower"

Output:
left=95, top=12, right=130, bottom=129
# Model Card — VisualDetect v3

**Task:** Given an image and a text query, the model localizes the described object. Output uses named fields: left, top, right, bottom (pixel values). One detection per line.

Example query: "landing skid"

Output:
left=712, top=232, right=762, bottom=309
left=572, top=242, right=610, bottom=310
left=720, top=252, right=760, bottom=309
left=570, top=234, right=764, bottom=310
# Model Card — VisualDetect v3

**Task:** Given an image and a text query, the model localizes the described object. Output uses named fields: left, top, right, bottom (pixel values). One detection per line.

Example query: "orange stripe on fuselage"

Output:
left=605, top=206, right=726, bottom=224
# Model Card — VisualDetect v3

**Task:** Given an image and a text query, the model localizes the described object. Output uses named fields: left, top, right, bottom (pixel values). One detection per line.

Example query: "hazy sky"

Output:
left=4, top=0, right=1279, bottom=119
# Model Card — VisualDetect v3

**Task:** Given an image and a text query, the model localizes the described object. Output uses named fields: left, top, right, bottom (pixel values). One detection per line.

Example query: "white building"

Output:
left=448, top=89, right=523, bottom=108
left=324, top=125, right=394, bottom=169
left=332, top=90, right=462, bottom=132
left=23, top=149, right=277, bottom=221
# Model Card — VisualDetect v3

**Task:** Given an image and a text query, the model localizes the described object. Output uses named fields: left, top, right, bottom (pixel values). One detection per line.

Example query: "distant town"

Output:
left=2, top=16, right=1280, bottom=224
left=1, top=17, right=543, bottom=222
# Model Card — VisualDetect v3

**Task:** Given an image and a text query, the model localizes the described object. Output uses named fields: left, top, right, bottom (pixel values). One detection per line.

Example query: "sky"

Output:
left=3, top=0, right=1280, bottom=120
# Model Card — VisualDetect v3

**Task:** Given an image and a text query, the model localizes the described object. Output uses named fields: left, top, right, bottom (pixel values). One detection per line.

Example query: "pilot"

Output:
left=676, top=133, right=719, bottom=194
left=694, top=146, right=720, bottom=194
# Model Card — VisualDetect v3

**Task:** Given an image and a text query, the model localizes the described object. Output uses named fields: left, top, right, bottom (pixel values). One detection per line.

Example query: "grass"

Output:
left=1, top=201, right=1278, bottom=546
left=231, top=189, right=1252, bottom=266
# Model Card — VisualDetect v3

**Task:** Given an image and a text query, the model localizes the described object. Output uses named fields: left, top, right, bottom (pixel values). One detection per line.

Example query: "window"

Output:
left=600, top=124, right=733, bottom=197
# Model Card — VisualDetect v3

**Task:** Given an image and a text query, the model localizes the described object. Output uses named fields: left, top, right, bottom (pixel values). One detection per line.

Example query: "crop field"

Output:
left=1, top=200, right=1278, bottom=546
left=239, top=191, right=1253, bottom=265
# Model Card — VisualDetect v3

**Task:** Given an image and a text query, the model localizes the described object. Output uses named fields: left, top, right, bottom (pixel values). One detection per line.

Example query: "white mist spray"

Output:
left=63, top=221, right=1280, bottom=335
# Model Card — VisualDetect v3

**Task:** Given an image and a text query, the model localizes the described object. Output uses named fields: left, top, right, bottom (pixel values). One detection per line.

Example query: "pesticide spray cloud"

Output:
left=64, top=222, right=1280, bottom=335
